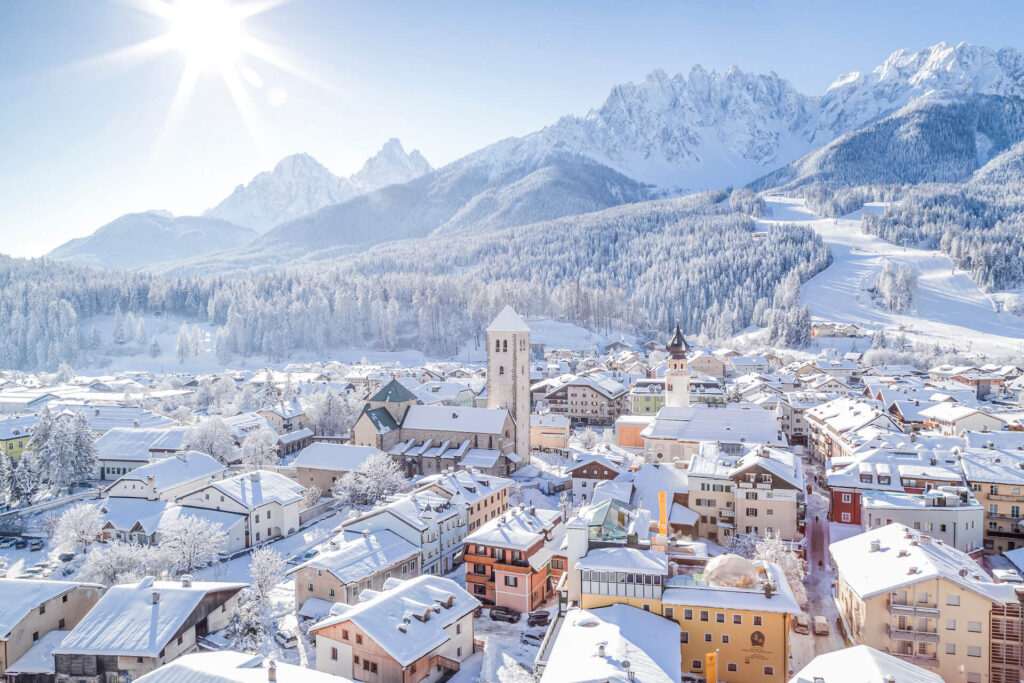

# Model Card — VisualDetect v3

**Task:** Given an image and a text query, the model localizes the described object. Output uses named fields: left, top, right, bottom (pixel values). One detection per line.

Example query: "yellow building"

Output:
left=0, top=416, right=36, bottom=461
left=575, top=545, right=798, bottom=683
left=831, top=522, right=1024, bottom=683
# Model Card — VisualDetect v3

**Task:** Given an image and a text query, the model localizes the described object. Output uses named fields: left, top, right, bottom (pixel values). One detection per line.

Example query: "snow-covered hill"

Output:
left=758, top=197, right=1024, bottom=356
left=204, top=138, right=432, bottom=233
left=46, top=211, right=257, bottom=271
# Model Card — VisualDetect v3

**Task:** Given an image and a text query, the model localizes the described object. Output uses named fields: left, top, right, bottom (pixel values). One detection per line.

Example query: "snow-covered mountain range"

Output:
left=501, top=42, right=1024, bottom=192
left=203, top=138, right=432, bottom=233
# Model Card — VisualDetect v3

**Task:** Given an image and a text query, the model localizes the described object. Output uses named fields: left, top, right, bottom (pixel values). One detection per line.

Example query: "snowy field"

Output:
left=758, top=197, right=1024, bottom=356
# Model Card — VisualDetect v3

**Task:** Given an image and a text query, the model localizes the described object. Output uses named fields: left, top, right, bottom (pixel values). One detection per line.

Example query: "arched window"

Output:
left=495, top=339, right=500, bottom=352
left=502, top=339, right=508, bottom=352
left=499, top=366, right=505, bottom=375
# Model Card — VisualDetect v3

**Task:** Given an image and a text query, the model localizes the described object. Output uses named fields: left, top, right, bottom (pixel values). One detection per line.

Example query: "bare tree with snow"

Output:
left=301, top=485, right=322, bottom=508
left=184, top=416, right=236, bottom=465
left=55, top=503, right=104, bottom=553
left=249, top=546, right=287, bottom=603
left=577, top=428, right=600, bottom=450
left=754, top=531, right=807, bottom=608
left=79, top=541, right=167, bottom=585
left=241, top=427, right=279, bottom=471
left=160, top=515, right=228, bottom=573
left=331, top=452, right=408, bottom=507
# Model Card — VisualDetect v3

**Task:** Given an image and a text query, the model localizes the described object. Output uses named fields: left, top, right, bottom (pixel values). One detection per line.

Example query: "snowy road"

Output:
left=758, top=197, right=1024, bottom=356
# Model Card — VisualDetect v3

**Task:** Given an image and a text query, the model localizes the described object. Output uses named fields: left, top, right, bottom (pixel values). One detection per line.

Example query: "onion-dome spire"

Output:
left=666, top=319, right=689, bottom=360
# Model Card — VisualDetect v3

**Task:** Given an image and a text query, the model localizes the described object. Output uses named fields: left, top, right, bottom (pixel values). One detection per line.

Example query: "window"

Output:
left=946, top=619, right=956, bottom=630
left=178, top=635, right=183, bottom=645
left=32, top=631, right=39, bottom=642
left=684, top=608, right=693, bottom=620
left=967, top=674, right=982, bottom=683
left=356, top=634, right=363, bottom=644
left=727, top=663, right=738, bottom=672
left=59, top=618, right=65, bottom=629
left=504, top=575, right=518, bottom=587
left=721, top=634, right=730, bottom=644
left=991, top=485, right=999, bottom=495
left=699, top=610, right=709, bottom=622
left=680, top=631, right=689, bottom=644
left=329, top=588, right=335, bottom=598
left=841, top=512, right=851, bottom=522
left=764, top=666, right=775, bottom=676
left=841, top=493, right=852, bottom=503
left=733, top=614, right=742, bottom=624
left=691, top=659, right=702, bottom=670
left=664, top=607, right=674, bottom=619
left=307, top=583, right=313, bottom=592
left=716, top=612, right=725, bottom=623
left=39, top=604, right=45, bottom=615
left=968, top=621, right=982, bottom=632
left=342, top=629, right=349, bottom=640
left=968, top=646, right=982, bottom=657
left=704, top=633, right=712, bottom=642
left=945, top=643, right=955, bottom=655
left=753, top=615, right=763, bottom=626
left=456, top=623, right=462, bottom=634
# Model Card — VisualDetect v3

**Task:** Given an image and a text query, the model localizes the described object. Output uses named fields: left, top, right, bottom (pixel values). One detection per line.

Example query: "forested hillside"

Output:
left=0, top=193, right=830, bottom=370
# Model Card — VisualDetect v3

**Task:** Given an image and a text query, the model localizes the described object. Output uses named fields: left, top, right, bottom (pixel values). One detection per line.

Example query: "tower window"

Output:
left=502, top=340, right=508, bottom=352
left=495, top=339, right=500, bottom=352
left=499, top=366, right=505, bottom=375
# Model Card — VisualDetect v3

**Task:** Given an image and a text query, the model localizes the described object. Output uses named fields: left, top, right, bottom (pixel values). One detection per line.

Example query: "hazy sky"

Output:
left=2, top=0, right=1022, bottom=257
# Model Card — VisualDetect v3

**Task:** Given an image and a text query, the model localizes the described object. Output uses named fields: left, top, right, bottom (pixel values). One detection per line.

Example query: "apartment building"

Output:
left=861, top=488, right=984, bottom=555
left=310, top=575, right=478, bottom=683
left=805, top=397, right=903, bottom=466
left=566, top=454, right=624, bottom=505
left=290, top=529, right=420, bottom=611
left=415, top=468, right=512, bottom=533
left=463, top=506, right=563, bottom=611
left=831, top=523, right=1024, bottom=683
left=544, top=376, right=628, bottom=426
left=960, top=448, right=1024, bottom=554
left=775, top=391, right=843, bottom=445
left=685, top=442, right=805, bottom=544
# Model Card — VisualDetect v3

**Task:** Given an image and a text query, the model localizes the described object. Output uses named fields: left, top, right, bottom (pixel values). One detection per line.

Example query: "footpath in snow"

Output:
left=758, top=197, right=1024, bottom=356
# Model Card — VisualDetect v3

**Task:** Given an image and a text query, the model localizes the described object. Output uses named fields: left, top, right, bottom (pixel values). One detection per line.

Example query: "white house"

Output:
left=103, top=451, right=225, bottom=501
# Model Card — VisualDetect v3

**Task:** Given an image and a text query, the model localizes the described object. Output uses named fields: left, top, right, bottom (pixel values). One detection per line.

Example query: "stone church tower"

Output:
left=665, top=320, right=691, bottom=408
left=486, top=305, right=531, bottom=464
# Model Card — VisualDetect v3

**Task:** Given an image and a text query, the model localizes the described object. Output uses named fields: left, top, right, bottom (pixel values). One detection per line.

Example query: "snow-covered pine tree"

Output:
left=112, top=304, right=126, bottom=344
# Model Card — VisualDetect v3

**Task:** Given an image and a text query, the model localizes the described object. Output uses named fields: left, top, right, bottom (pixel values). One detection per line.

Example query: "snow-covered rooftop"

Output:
left=661, top=561, right=800, bottom=614
left=486, top=305, right=529, bottom=332
left=539, top=604, right=681, bottom=683
left=55, top=577, right=247, bottom=658
left=577, top=547, right=668, bottom=574
left=829, top=523, right=1016, bottom=603
left=791, top=644, right=943, bottom=683
left=465, top=506, right=562, bottom=551
left=5, top=629, right=68, bottom=674
left=311, top=575, right=479, bottom=667
left=292, top=443, right=380, bottom=471
left=110, top=450, right=224, bottom=493
left=94, top=427, right=175, bottom=463
left=0, top=579, right=99, bottom=638
left=135, top=651, right=349, bottom=682
left=207, top=470, right=304, bottom=508
left=641, top=403, right=786, bottom=447
left=290, top=530, right=418, bottom=583
left=400, top=405, right=508, bottom=434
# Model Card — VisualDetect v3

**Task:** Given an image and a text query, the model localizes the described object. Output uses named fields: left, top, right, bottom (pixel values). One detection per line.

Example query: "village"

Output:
left=1, top=307, right=1024, bottom=683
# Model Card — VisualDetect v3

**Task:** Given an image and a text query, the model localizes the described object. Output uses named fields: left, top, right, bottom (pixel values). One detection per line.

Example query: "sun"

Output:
left=167, top=0, right=247, bottom=70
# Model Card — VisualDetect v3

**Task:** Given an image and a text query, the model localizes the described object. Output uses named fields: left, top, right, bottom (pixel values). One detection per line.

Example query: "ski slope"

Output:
left=759, top=197, right=1024, bottom=356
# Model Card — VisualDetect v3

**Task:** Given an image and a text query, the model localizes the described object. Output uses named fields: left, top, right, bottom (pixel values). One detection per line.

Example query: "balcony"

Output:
left=889, top=650, right=938, bottom=667
left=889, top=627, right=940, bottom=643
left=888, top=599, right=939, bottom=615
left=719, top=509, right=735, bottom=518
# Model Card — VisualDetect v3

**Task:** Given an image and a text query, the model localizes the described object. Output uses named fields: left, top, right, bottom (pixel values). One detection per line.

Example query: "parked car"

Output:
left=59, top=552, right=76, bottom=562
left=489, top=606, right=521, bottom=623
left=520, top=632, right=543, bottom=646
left=813, top=616, right=830, bottom=636
left=14, top=538, right=27, bottom=549
left=527, top=611, right=550, bottom=627
left=29, top=540, right=44, bottom=551
left=274, top=630, right=298, bottom=648
left=0, top=537, right=15, bottom=548
left=792, top=614, right=809, bottom=634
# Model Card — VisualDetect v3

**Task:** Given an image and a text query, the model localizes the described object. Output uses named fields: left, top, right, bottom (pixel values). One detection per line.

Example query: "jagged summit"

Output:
left=204, top=139, right=432, bottom=233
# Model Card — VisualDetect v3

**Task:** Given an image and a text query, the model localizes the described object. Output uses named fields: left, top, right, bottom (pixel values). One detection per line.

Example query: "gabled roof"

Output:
left=290, top=530, right=419, bottom=583
left=359, top=406, right=399, bottom=433
left=400, top=405, right=509, bottom=434
left=0, top=579, right=101, bottom=638
left=312, top=575, right=480, bottom=666
left=135, top=651, right=347, bottom=682
left=55, top=577, right=246, bottom=658
left=791, top=645, right=943, bottom=683
left=369, top=379, right=419, bottom=404
left=108, top=451, right=224, bottom=494
left=292, top=443, right=381, bottom=471
left=204, top=470, right=304, bottom=508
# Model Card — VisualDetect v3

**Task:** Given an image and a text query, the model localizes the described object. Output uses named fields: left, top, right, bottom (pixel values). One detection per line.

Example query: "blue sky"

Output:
left=2, top=0, right=1022, bottom=256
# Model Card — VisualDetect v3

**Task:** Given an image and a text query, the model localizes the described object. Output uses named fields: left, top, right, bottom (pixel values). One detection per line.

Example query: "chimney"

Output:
left=152, top=590, right=160, bottom=604
left=181, top=574, right=192, bottom=588
left=250, top=471, right=261, bottom=481
left=362, top=529, right=369, bottom=539
left=176, top=450, right=188, bottom=461
left=267, top=660, right=277, bottom=682
left=869, top=539, right=880, bottom=553
left=597, top=642, right=606, bottom=658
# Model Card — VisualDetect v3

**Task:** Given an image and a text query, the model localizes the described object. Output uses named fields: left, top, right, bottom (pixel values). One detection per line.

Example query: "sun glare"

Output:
left=168, top=0, right=246, bottom=70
